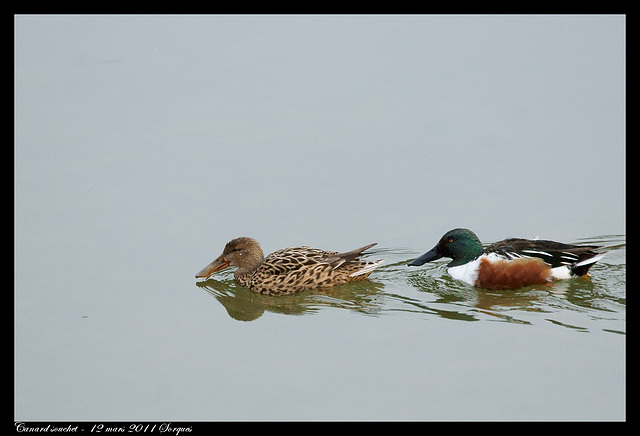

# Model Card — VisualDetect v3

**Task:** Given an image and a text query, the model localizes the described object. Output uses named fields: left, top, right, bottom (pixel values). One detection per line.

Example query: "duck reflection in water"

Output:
left=406, top=260, right=601, bottom=326
left=196, top=276, right=385, bottom=321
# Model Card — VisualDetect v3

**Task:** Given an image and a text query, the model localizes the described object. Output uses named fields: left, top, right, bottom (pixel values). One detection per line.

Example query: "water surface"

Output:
left=15, top=15, right=625, bottom=421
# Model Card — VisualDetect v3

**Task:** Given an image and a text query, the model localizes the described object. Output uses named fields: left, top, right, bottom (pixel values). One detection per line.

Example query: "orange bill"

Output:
left=195, top=257, right=230, bottom=278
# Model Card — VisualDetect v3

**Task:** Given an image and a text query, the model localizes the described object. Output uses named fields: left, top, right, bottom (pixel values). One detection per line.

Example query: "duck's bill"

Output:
left=195, top=257, right=230, bottom=278
left=408, top=248, right=442, bottom=266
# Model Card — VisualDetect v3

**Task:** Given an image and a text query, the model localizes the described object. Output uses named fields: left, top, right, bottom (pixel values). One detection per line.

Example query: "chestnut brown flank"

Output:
left=476, top=257, right=552, bottom=290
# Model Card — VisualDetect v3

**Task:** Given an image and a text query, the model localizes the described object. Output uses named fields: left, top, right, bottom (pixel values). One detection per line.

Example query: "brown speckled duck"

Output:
left=195, top=237, right=384, bottom=295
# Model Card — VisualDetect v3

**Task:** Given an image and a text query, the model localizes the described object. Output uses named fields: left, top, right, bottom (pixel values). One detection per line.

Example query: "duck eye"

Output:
left=448, top=238, right=454, bottom=243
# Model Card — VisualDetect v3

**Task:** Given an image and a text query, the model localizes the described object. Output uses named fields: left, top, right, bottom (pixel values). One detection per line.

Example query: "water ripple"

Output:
left=196, top=235, right=625, bottom=333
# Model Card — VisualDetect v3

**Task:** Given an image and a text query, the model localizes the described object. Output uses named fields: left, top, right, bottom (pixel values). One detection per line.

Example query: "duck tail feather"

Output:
left=349, top=259, right=385, bottom=277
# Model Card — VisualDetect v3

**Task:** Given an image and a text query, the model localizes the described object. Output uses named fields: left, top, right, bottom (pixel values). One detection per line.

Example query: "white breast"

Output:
left=448, top=259, right=480, bottom=285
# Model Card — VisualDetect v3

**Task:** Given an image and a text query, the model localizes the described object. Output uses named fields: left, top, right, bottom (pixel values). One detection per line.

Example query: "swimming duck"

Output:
left=408, top=228, right=607, bottom=290
left=196, top=237, right=384, bottom=295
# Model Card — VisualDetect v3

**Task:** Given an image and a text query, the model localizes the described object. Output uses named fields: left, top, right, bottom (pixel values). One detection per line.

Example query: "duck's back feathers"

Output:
left=485, top=238, right=604, bottom=276
left=322, top=243, right=378, bottom=269
left=238, top=243, right=382, bottom=295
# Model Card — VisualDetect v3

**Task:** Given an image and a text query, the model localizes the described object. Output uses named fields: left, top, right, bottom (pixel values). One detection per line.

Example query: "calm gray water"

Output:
left=15, top=15, right=625, bottom=421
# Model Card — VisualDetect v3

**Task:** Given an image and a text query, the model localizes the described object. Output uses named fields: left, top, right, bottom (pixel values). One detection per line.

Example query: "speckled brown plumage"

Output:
left=196, top=237, right=383, bottom=295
